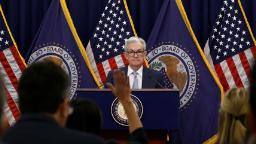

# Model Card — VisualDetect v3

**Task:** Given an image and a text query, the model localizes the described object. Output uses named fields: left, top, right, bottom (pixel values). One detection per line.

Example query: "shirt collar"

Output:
left=127, top=65, right=143, bottom=76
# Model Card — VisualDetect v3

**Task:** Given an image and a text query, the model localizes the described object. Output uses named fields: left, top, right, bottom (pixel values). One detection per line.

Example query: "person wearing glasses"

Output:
left=105, top=36, right=166, bottom=89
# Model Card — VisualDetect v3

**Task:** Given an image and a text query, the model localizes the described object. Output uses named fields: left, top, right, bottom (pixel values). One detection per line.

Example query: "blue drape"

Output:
left=1, top=0, right=255, bottom=59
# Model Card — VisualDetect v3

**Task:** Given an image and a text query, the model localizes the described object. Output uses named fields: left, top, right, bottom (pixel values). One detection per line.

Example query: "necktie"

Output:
left=132, top=71, right=138, bottom=89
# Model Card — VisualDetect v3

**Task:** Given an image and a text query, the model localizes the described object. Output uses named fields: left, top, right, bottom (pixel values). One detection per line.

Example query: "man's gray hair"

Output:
left=124, top=36, right=146, bottom=51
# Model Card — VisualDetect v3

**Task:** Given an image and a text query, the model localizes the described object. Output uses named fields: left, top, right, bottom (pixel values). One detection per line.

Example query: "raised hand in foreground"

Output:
left=106, top=69, right=142, bottom=133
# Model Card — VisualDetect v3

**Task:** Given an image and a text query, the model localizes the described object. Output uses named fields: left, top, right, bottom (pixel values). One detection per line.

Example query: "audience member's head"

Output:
left=66, top=99, right=102, bottom=135
left=218, top=88, right=249, bottom=144
left=18, top=60, right=71, bottom=126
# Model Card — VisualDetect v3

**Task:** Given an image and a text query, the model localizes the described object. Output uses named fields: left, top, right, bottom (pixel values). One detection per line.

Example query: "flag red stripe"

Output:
left=96, top=63, right=107, bottom=83
left=239, top=52, right=251, bottom=79
left=121, top=54, right=128, bottom=65
left=214, top=63, right=230, bottom=91
left=226, top=58, right=244, bottom=87
left=0, top=52, right=19, bottom=90
left=10, top=46, right=26, bottom=71
left=108, top=57, right=117, bottom=70
left=4, top=87, right=20, bottom=121
left=251, top=46, right=256, bottom=58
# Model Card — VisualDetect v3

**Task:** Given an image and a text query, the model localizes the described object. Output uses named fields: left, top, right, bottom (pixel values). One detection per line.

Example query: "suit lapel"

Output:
left=124, top=66, right=152, bottom=88
left=121, top=67, right=128, bottom=75
left=142, top=67, right=151, bottom=88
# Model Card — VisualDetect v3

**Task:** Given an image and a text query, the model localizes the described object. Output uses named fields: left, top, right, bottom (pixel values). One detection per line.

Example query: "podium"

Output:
left=76, top=88, right=179, bottom=143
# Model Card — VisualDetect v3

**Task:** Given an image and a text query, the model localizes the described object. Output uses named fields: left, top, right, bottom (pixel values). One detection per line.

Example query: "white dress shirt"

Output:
left=127, top=66, right=143, bottom=89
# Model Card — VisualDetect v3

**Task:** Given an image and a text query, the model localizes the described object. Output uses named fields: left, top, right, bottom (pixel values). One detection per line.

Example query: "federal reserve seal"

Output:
left=147, top=42, right=199, bottom=109
left=111, top=95, right=143, bottom=126
left=28, top=43, right=80, bottom=99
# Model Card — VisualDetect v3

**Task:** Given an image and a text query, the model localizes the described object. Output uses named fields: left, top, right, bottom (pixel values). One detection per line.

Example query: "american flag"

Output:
left=204, top=0, right=256, bottom=91
left=86, top=0, right=136, bottom=86
left=0, top=6, right=26, bottom=125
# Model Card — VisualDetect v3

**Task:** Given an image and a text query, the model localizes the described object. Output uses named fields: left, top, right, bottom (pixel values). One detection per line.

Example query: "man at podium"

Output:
left=105, top=36, right=166, bottom=89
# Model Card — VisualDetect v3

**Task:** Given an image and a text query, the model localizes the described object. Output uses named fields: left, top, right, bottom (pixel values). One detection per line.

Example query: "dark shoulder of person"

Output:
left=62, top=128, right=105, bottom=144
left=128, top=128, right=148, bottom=144
left=3, top=119, right=104, bottom=144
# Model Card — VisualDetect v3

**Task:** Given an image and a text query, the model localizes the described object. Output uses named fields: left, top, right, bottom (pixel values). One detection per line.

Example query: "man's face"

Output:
left=125, top=42, right=146, bottom=68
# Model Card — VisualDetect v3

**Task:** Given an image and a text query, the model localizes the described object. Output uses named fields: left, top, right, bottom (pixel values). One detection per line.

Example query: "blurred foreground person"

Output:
left=3, top=60, right=104, bottom=144
left=218, top=88, right=249, bottom=144
left=66, top=99, right=102, bottom=135
left=248, top=61, right=256, bottom=144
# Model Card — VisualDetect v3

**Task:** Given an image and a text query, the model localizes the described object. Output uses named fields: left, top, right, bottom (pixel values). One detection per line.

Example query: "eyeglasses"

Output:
left=126, top=49, right=145, bottom=56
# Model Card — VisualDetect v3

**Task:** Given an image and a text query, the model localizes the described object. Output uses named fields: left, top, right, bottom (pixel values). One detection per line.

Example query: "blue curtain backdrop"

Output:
left=1, top=0, right=256, bottom=60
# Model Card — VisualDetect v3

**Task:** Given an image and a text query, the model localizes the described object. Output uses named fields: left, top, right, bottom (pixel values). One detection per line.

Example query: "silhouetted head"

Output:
left=18, top=60, right=71, bottom=126
left=66, top=99, right=102, bottom=135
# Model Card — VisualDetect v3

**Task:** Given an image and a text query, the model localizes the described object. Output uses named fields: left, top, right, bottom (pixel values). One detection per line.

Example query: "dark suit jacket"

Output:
left=3, top=114, right=104, bottom=144
left=105, top=66, right=165, bottom=88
